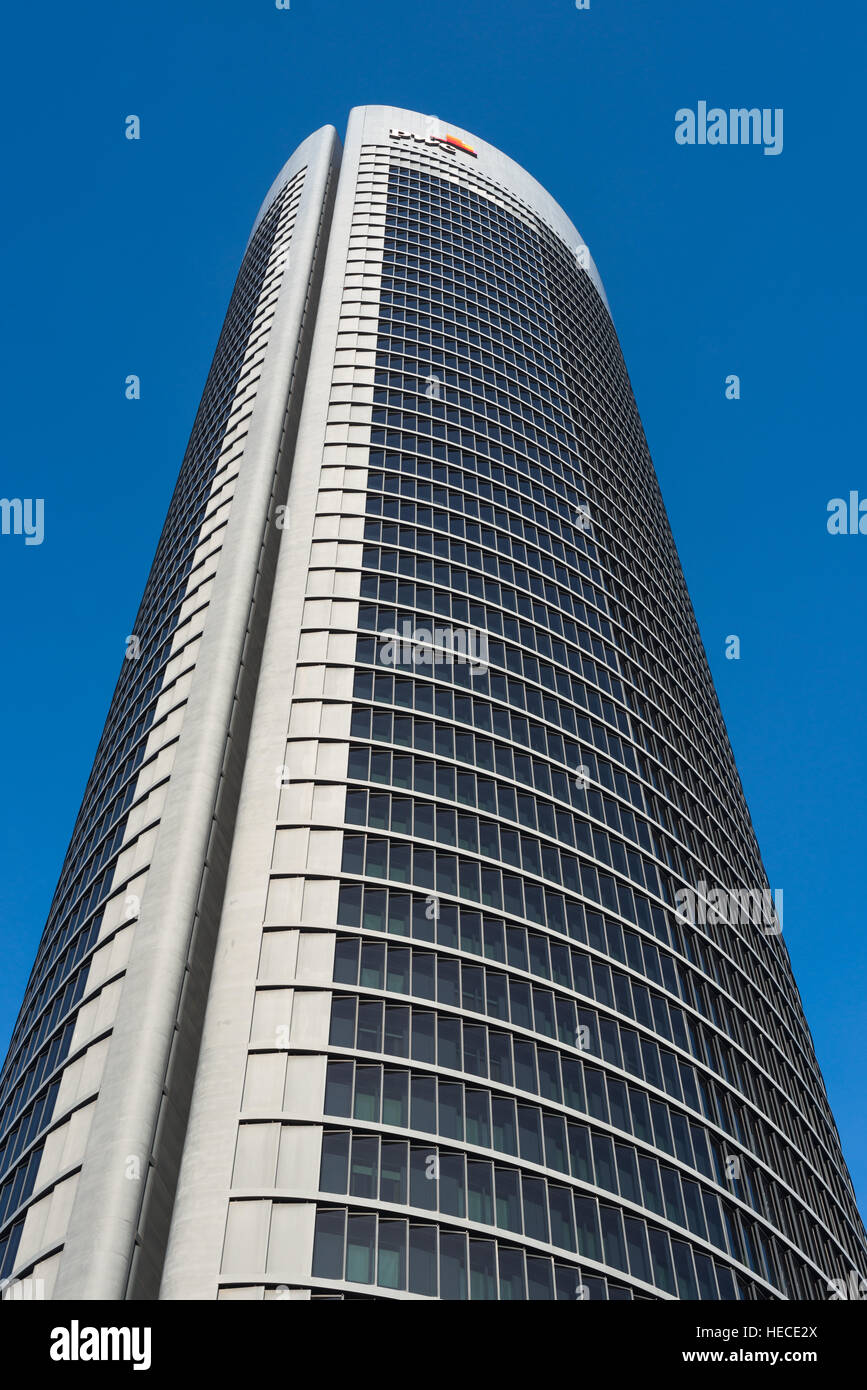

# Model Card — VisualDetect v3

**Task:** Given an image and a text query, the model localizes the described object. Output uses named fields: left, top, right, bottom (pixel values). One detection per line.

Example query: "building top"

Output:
left=250, top=106, right=610, bottom=317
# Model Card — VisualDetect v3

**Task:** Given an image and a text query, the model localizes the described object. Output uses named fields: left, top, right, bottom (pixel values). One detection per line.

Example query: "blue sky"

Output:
left=2, top=0, right=865, bottom=1217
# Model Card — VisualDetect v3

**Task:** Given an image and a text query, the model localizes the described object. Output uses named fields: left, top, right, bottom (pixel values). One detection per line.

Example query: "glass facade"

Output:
left=304, top=138, right=866, bottom=1298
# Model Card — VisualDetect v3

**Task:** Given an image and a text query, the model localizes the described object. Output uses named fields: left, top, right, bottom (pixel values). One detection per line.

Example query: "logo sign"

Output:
left=390, top=128, right=477, bottom=157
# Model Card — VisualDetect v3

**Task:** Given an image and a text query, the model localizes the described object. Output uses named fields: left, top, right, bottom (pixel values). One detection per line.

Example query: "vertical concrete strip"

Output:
left=159, top=109, right=372, bottom=1300
left=52, top=127, right=339, bottom=1300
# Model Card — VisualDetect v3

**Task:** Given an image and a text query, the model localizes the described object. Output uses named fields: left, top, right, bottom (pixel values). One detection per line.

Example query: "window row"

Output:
left=352, top=639, right=625, bottom=736
left=311, top=1204, right=635, bottom=1299
left=331, top=934, right=739, bottom=1094
left=372, top=254, right=683, bottom=631
left=330, top=889, right=855, bottom=1278
left=357, top=607, right=766, bottom=938
left=318, top=1128, right=749, bottom=1299
left=360, top=595, right=620, bottom=689
left=372, top=183, right=843, bottom=1098
left=334, top=873, right=829, bottom=1153
left=345, top=724, right=652, bottom=854
left=327, top=995, right=748, bottom=1174
left=368, top=457, right=585, bottom=545
left=343, top=779, right=664, bottom=906
left=338, top=804, right=835, bottom=1169
left=360, top=512, right=606, bottom=631
left=0, top=1019, right=71, bottom=1161
left=351, top=668, right=632, bottom=775
left=0, top=1214, right=24, bottom=1285
left=363, top=444, right=708, bottom=736
left=335, top=873, right=820, bottom=1163
left=369, top=221, right=823, bottom=1053
left=360, top=609, right=751, bottom=920
left=359, top=542, right=620, bottom=667
left=340, top=826, right=656, bottom=941
left=321, top=1046, right=826, bottom=1302
left=375, top=197, right=794, bottom=839
left=350, top=553, right=757, bottom=923
left=0, top=1140, right=44, bottom=1246
left=0, top=952, right=87, bottom=1128
left=357, top=519, right=766, bottom=908
left=358, top=182, right=861, bottom=1262
left=324, top=992, right=836, bottom=1271
left=364, top=429, right=695, bottom=713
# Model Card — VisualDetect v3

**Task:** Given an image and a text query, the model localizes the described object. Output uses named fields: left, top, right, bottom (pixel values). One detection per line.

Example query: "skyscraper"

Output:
left=1, top=107, right=864, bottom=1302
